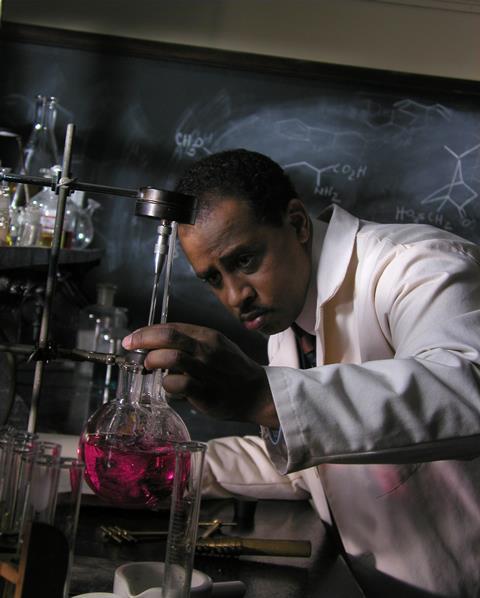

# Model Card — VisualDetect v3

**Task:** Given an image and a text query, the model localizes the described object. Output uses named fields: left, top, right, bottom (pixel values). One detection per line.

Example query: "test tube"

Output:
left=28, top=441, right=62, bottom=524
left=0, top=432, right=38, bottom=539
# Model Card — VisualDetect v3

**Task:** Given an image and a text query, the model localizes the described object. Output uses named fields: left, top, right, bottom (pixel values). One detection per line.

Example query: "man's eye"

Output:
left=237, top=254, right=255, bottom=269
left=203, top=272, right=222, bottom=288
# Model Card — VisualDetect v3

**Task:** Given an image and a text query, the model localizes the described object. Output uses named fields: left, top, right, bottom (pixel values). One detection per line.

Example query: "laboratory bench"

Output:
left=69, top=497, right=366, bottom=597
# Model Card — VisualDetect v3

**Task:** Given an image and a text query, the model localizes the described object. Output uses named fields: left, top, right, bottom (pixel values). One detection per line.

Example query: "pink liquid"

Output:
left=79, top=434, right=182, bottom=509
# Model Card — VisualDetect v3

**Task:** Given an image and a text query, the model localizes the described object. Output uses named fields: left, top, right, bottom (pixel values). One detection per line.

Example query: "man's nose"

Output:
left=222, top=276, right=256, bottom=309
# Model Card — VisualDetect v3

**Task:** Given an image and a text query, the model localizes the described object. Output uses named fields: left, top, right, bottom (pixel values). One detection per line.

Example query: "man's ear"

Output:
left=286, top=198, right=310, bottom=244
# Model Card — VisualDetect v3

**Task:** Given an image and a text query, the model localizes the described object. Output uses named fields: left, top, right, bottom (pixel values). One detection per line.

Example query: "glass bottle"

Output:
left=76, top=282, right=129, bottom=355
left=75, top=283, right=129, bottom=412
left=0, top=167, right=12, bottom=246
left=78, top=351, right=190, bottom=509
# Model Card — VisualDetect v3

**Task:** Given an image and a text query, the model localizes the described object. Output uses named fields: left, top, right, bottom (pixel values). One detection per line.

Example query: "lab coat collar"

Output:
left=269, top=205, right=359, bottom=367
left=317, top=205, right=359, bottom=308
left=296, top=205, right=359, bottom=333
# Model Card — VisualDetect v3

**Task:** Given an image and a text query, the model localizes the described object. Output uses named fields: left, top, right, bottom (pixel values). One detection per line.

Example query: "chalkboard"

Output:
left=2, top=22, right=480, bottom=363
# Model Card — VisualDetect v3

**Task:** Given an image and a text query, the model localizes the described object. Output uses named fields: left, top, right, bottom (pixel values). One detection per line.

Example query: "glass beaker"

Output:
left=78, top=352, right=190, bottom=509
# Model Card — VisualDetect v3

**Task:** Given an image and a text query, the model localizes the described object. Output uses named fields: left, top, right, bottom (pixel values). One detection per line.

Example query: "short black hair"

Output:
left=175, top=149, right=298, bottom=226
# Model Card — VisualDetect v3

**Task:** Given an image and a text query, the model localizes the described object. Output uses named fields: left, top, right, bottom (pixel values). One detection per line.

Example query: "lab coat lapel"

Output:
left=314, top=206, right=360, bottom=365
left=268, top=206, right=359, bottom=369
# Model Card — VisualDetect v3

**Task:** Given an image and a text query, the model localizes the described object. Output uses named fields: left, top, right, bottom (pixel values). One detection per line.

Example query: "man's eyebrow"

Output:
left=222, top=242, right=261, bottom=262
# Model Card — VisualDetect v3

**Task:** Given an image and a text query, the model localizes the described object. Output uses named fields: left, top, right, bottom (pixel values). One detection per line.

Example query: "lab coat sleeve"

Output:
left=202, top=435, right=310, bottom=501
left=263, top=239, right=480, bottom=473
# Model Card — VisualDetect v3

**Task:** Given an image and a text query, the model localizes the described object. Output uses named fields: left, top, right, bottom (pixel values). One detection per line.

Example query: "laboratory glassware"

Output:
left=70, top=191, right=100, bottom=249
left=33, top=166, right=76, bottom=248
left=78, top=352, right=190, bottom=509
left=13, top=95, right=60, bottom=207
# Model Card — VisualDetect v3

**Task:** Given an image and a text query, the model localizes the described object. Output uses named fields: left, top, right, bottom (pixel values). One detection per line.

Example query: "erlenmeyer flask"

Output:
left=13, top=95, right=60, bottom=207
left=23, top=95, right=59, bottom=177
left=78, top=351, right=190, bottom=509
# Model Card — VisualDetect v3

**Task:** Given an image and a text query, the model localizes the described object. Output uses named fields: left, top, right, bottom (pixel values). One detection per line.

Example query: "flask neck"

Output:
left=141, top=370, right=169, bottom=407
left=117, top=362, right=144, bottom=406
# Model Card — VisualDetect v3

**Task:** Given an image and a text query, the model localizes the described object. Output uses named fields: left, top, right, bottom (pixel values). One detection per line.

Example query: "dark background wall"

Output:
left=1, top=24, right=480, bottom=438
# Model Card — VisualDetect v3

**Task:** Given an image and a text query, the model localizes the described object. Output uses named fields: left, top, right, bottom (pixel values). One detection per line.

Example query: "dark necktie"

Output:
left=292, top=325, right=349, bottom=560
left=292, top=323, right=317, bottom=369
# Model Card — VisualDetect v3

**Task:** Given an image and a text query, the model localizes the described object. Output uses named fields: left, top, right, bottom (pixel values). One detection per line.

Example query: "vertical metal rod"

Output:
left=28, top=123, right=75, bottom=433
left=147, top=220, right=171, bottom=326
left=160, top=222, right=177, bottom=325
left=153, top=222, right=177, bottom=399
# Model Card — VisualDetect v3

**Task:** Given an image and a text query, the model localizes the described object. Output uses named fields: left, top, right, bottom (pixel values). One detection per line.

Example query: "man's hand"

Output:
left=122, top=323, right=279, bottom=428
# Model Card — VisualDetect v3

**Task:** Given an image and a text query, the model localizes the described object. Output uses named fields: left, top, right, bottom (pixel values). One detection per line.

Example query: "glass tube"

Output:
left=163, top=441, right=207, bottom=598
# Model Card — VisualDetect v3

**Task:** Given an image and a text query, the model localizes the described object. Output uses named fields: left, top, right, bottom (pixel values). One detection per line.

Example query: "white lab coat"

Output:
left=203, top=206, right=480, bottom=597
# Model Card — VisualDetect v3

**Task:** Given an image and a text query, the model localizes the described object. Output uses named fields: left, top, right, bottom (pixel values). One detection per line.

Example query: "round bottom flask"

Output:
left=78, top=351, right=190, bottom=509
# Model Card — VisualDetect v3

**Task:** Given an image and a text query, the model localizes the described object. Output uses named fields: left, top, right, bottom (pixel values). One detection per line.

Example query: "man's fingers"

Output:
left=143, top=348, right=206, bottom=379
left=122, top=324, right=199, bottom=354
left=162, top=372, right=203, bottom=398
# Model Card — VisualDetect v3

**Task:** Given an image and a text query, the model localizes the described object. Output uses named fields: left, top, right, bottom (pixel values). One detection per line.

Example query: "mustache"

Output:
left=239, top=303, right=270, bottom=322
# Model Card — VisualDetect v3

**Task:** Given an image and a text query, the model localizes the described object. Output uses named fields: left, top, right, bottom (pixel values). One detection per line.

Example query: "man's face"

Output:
left=179, top=197, right=312, bottom=335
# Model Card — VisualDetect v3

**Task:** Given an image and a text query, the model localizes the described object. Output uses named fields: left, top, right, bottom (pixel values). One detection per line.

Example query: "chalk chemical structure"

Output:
left=282, top=161, right=368, bottom=203
left=421, top=143, right=480, bottom=220
left=174, top=130, right=214, bottom=159
left=275, top=118, right=368, bottom=158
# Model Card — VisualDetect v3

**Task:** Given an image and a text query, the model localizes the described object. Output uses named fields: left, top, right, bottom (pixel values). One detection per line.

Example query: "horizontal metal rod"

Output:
left=70, top=180, right=138, bottom=198
left=0, top=342, right=125, bottom=366
left=0, top=171, right=139, bottom=199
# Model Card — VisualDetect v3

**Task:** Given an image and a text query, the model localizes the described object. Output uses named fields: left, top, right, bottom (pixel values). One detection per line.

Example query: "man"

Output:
left=123, top=149, right=480, bottom=597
